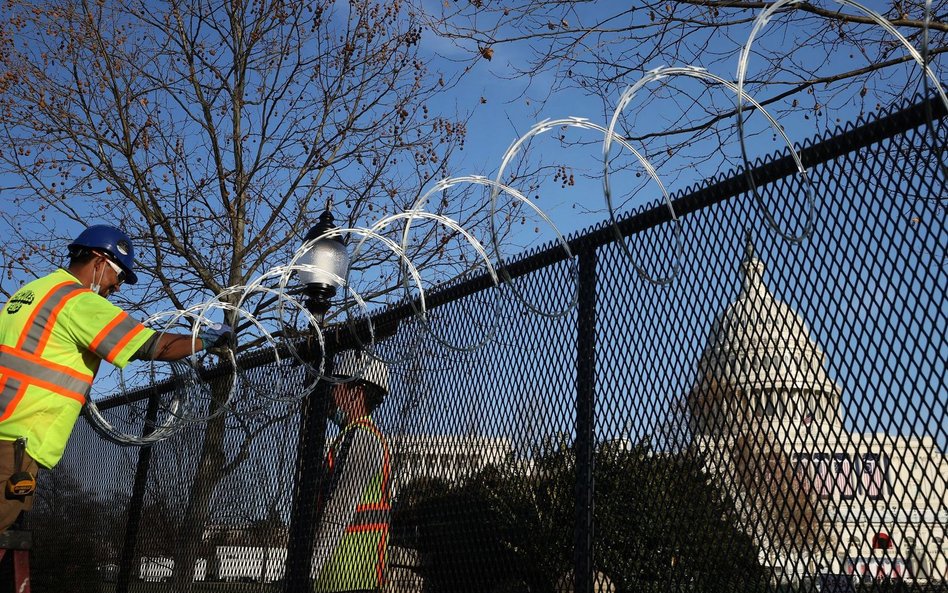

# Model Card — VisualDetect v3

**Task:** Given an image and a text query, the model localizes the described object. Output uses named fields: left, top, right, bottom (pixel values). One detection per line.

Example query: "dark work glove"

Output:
left=198, top=323, right=233, bottom=350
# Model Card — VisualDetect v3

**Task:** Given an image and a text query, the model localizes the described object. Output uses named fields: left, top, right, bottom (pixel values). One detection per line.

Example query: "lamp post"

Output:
left=297, top=205, right=350, bottom=322
left=284, top=203, right=348, bottom=592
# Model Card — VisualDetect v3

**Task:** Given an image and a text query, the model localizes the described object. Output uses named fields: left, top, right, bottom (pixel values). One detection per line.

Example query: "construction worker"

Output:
left=0, top=224, right=231, bottom=532
left=313, top=350, right=391, bottom=593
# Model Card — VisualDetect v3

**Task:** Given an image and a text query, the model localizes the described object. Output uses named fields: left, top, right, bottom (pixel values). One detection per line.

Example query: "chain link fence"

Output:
left=20, top=95, right=947, bottom=593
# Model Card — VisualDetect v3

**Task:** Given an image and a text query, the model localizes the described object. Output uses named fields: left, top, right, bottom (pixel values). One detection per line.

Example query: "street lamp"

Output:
left=297, top=204, right=350, bottom=320
left=284, top=201, right=349, bottom=593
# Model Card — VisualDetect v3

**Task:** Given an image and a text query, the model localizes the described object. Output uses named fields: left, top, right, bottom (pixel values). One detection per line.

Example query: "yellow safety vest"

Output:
left=314, top=416, right=391, bottom=592
left=0, top=269, right=154, bottom=468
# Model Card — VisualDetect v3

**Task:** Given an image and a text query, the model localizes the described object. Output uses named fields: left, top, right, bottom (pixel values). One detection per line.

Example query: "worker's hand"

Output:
left=197, top=322, right=233, bottom=350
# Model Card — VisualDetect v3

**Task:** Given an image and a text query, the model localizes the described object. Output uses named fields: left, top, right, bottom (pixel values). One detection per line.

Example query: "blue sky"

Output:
left=406, top=0, right=945, bottom=250
left=2, top=1, right=940, bottom=288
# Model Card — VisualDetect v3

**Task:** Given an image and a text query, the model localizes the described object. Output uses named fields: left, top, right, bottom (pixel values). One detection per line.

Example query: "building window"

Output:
left=833, top=453, right=855, bottom=499
left=811, top=453, right=833, bottom=498
left=860, top=453, right=887, bottom=500
left=871, top=531, right=894, bottom=550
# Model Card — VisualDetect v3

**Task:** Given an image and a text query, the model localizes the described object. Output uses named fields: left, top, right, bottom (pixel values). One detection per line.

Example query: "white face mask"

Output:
left=89, top=263, right=105, bottom=295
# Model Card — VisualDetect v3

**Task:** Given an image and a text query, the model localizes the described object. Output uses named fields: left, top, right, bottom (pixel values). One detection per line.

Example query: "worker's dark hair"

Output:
left=68, top=247, right=98, bottom=268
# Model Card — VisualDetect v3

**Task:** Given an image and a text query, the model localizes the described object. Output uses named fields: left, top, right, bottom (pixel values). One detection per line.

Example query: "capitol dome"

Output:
left=698, top=238, right=840, bottom=420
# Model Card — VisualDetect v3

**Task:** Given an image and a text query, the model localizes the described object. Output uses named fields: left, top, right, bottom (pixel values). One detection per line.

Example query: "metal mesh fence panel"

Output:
left=18, top=95, right=947, bottom=593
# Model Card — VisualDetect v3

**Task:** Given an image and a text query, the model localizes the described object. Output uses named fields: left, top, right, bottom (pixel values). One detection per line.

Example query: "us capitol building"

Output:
left=687, top=239, right=947, bottom=584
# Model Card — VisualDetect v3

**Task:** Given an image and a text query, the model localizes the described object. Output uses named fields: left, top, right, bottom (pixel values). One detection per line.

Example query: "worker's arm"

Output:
left=132, top=323, right=231, bottom=361
left=312, top=428, right=384, bottom=578
left=132, top=333, right=204, bottom=361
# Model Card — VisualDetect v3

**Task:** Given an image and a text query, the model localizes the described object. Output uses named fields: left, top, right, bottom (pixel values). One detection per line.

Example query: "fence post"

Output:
left=115, top=392, right=160, bottom=593
left=574, top=246, right=597, bottom=593
left=284, top=349, right=334, bottom=591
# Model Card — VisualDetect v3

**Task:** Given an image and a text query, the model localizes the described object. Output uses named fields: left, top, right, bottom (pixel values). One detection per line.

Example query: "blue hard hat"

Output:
left=68, top=225, right=139, bottom=284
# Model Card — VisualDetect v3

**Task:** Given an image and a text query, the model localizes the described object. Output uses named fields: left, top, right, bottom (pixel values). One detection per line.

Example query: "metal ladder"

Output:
left=0, top=530, right=30, bottom=592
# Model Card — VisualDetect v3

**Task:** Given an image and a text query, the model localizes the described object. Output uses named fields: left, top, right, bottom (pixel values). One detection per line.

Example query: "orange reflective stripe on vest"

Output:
left=346, top=508, right=390, bottom=530
left=89, top=312, right=147, bottom=364
left=0, top=281, right=94, bottom=419
left=0, top=346, right=92, bottom=407
left=15, top=282, right=83, bottom=354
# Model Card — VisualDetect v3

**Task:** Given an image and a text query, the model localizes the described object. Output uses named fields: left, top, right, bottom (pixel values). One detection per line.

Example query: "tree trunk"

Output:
left=171, top=402, right=229, bottom=591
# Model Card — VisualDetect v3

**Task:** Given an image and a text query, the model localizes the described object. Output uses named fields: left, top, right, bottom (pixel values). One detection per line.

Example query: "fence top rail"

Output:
left=375, top=94, right=945, bottom=316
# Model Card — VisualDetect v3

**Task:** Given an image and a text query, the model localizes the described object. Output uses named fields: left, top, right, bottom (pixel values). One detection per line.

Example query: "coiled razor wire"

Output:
left=85, top=0, right=945, bottom=445
left=409, top=175, right=572, bottom=318
left=922, top=0, right=948, bottom=189
left=386, top=208, right=501, bottom=351
left=85, top=360, right=194, bottom=445
left=85, top=309, right=220, bottom=444
left=606, top=65, right=813, bottom=278
left=736, top=0, right=948, bottom=240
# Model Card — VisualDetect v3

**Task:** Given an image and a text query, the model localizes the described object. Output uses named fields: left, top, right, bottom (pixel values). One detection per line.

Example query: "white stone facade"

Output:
left=389, top=434, right=513, bottom=494
left=690, top=239, right=947, bottom=583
